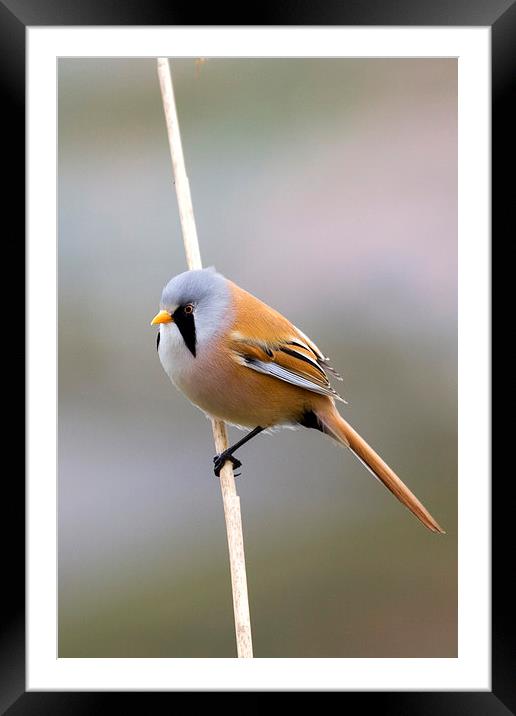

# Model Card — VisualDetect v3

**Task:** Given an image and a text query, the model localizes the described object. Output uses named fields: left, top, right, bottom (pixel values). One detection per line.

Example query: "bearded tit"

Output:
left=151, top=268, right=444, bottom=534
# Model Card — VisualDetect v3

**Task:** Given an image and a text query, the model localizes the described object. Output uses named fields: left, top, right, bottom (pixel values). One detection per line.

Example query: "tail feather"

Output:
left=317, top=407, right=445, bottom=534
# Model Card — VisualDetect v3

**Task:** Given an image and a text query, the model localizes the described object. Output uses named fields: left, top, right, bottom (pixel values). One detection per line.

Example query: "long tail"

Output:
left=316, top=405, right=445, bottom=534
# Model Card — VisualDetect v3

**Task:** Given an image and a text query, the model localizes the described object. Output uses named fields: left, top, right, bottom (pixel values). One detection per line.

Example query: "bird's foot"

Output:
left=213, top=451, right=242, bottom=478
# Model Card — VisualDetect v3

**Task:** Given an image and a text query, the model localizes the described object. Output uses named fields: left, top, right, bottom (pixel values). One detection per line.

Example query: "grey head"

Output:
left=159, top=268, right=232, bottom=357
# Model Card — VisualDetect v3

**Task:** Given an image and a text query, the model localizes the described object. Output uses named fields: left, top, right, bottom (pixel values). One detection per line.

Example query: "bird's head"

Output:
left=151, top=267, right=231, bottom=357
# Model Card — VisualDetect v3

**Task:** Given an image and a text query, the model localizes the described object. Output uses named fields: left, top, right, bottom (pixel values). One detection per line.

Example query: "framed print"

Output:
left=5, top=0, right=509, bottom=711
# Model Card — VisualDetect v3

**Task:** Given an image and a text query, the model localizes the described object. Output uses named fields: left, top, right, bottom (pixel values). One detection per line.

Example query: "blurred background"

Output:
left=58, top=58, right=457, bottom=657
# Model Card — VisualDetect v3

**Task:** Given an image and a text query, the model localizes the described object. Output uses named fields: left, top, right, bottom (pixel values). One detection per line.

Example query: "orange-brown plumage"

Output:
left=154, top=269, right=445, bottom=533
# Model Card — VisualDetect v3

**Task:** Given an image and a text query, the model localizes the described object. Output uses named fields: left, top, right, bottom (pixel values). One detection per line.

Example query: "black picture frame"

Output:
left=6, top=1, right=507, bottom=711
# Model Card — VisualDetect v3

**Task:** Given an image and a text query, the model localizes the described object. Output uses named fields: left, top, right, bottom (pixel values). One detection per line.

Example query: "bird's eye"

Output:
left=184, top=303, right=194, bottom=315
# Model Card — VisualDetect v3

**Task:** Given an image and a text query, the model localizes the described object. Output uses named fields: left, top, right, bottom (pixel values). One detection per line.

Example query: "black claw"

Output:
left=213, top=452, right=242, bottom=477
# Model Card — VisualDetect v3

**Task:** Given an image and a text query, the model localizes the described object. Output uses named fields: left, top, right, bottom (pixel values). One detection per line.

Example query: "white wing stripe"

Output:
left=292, top=326, right=326, bottom=360
left=243, top=357, right=343, bottom=400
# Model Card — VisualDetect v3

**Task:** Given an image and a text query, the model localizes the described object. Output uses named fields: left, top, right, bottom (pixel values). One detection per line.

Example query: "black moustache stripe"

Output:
left=173, top=306, right=197, bottom=357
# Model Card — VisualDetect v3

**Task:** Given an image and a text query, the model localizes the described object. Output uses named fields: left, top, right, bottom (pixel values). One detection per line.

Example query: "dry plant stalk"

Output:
left=157, top=57, right=253, bottom=658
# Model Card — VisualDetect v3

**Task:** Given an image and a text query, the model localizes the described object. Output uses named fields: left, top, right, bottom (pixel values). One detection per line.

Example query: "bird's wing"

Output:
left=227, top=282, right=345, bottom=401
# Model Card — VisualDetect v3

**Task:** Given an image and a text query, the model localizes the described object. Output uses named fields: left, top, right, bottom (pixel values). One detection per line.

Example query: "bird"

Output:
left=151, top=267, right=444, bottom=534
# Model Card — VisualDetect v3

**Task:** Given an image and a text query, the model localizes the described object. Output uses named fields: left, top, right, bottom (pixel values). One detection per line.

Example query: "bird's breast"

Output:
left=158, top=322, right=226, bottom=409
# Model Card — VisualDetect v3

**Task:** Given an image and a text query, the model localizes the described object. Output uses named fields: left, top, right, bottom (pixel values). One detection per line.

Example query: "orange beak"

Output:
left=151, top=310, right=173, bottom=326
